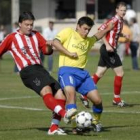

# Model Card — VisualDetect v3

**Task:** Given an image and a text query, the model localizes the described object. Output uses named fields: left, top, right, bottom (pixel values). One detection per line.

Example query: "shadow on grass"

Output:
left=37, top=127, right=98, bottom=136
left=0, top=124, right=139, bottom=136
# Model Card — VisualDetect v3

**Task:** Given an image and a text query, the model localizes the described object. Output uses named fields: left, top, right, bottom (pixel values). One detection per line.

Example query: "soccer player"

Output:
left=53, top=16, right=114, bottom=132
left=81, top=2, right=129, bottom=107
left=0, top=11, right=77, bottom=135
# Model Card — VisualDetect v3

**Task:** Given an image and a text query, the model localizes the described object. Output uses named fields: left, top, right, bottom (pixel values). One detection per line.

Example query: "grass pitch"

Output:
left=0, top=52, right=140, bottom=140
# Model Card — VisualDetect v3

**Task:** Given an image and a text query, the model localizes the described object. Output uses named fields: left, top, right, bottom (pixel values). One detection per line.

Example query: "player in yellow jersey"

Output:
left=52, top=16, right=114, bottom=133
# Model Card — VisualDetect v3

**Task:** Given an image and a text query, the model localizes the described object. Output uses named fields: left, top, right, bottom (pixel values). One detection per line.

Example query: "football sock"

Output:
left=92, top=74, right=100, bottom=84
left=82, top=94, right=88, bottom=100
left=49, top=99, right=66, bottom=132
left=49, top=124, right=58, bottom=132
left=66, top=104, right=77, bottom=129
left=114, top=76, right=123, bottom=102
left=92, top=104, right=103, bottom=124
left=66, top=104, right=77, bottom=110
left=51, top=99, right=66, bottom=125
left=43, top=94, right=66, bottom=117
left=93, top=113, right=101, bottom=124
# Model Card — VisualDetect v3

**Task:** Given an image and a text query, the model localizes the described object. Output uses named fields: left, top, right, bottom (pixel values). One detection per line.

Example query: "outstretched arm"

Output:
left=94, top=21, right=114, bottom=40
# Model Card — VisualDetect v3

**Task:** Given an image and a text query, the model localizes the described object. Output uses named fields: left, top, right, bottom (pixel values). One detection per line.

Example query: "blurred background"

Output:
left=0, top=0, right=140, bottom=35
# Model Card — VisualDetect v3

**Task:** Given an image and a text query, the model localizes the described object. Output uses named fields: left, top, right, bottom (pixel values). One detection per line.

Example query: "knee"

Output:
left=94, top=98, right=102, bottom=105
left=117, top=71, right=124, bottom=77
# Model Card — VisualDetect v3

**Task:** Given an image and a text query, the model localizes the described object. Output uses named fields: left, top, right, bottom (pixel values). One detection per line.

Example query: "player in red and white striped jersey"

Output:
left=81, top=2, right=130, bottom=107
left=0, top=11, right=77, bottom=135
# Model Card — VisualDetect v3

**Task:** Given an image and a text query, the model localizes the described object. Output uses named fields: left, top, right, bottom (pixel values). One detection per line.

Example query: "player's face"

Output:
left=76, top=24, right=92, bottom=38
left=116, top=5, right=126, bottom=19
left=19, top=20, right=34, bottom=35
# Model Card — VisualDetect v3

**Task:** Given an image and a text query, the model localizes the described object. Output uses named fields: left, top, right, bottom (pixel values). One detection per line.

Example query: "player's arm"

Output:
left=0, top=34, right=11, bottom=56
left=53, top=39, right=78, bottom=58
left=36, top=32, right=54, bottom=55
left=103, top=36, right=114, bottom=52
left=93, top=21, right=114, bottom=40
left=46, top=40, right=53, bottom=55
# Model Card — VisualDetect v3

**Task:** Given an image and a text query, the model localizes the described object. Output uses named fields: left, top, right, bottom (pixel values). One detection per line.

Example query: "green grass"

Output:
left=0, top=52, right=140, bottom=140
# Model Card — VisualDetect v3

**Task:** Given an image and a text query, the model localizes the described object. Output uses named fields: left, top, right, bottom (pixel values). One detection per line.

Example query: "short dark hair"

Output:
left=116, top=1, right=127, bottom=9
left=49, top=21, right=54, bottom=24
left=18, top=11, right=35, bottom=23
left=77, top=16, right=94, bottom=27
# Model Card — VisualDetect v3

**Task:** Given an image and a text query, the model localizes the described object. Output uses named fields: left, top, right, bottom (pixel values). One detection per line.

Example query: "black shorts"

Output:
left=20, top=64, right=61, bottom=95
left=98, top=44, right=122, bottom=68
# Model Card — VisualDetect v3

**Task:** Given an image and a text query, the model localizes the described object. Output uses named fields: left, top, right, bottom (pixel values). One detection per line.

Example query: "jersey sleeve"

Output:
left=55, top=28, right=72, bottom=43
left=88, top=36, right=97, bottom=49
left=35, top=31, right=48, bottom=54
left=0, top=34, right=12, bottom=56
left=98, top=17, right=117, bottom=31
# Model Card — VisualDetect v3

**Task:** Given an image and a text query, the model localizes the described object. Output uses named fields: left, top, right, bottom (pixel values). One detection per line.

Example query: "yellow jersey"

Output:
left=55, top=28, right=97, bottom=68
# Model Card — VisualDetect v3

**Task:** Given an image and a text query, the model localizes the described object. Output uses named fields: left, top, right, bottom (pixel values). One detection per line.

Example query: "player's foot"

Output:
left=63, top=108, right=77, bottom=124
left=91, top=121, right=102, bottom=132
left=79, top=95, right=90, bottom=108
left=113, top=100, right=128, bottom=107
left=48, top=128, right=67, bottom=135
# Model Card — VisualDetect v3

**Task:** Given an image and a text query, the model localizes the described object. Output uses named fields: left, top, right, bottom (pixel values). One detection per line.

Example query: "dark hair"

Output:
left=18, top=11, right=35, bottom=23
left=77, top=16, right=94, bottom=27
left=49, top=21, right=54, bottom=24
left=116, top=1, right=127, bottom=9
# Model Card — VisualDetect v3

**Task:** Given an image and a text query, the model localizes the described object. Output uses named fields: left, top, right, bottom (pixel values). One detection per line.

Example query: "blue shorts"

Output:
left=58, top=66, right=97, bottom=95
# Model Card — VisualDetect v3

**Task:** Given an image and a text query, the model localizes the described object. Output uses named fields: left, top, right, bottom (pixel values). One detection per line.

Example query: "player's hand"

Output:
left=106, top=45, right=114, bottom=52
left=47, top=40, right=53, bottom=46
left=69, top=52, right=78, bottom=59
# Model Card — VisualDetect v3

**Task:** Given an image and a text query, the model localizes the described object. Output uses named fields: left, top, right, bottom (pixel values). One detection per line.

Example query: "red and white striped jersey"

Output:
left=0, top=30, right=48, bottom=71
left=98, top=15, right=123, bottom=48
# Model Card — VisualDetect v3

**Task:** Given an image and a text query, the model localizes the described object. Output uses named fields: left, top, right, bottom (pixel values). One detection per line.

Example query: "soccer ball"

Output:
left=75, top=111, right=93, bottom=128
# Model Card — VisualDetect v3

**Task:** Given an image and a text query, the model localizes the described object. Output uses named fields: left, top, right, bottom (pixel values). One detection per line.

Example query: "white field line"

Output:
left=0, top=91, right=140, bottom=101
left=0, top=104, right=45, bottom=111
left=0, top=96, right=38, bottom=101
left=0, top=104, right=140, bottom=114
left=0, top=91, right=140, bottom=113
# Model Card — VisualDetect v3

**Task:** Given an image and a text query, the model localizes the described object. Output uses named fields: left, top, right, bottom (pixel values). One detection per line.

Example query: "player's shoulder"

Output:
left=5, top=32, right=15, bottom=40
left=111, top=16, right=119, bottom=23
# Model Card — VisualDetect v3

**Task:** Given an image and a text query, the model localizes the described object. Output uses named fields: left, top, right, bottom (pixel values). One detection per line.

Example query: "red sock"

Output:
left=56, top=99, right=66, bottom=110
left=52, top=99, right=66, bottom=121
left=50, top=124, right=58, bottom=132
left=114, top=76, right=123, bottom=102
left=43, top=94, right=66, bottom=117
left=83, top=95, right=88, bottom=100
left=92, top=74, right=100, bottom=84
left=50, top=99, right=66, bottom=131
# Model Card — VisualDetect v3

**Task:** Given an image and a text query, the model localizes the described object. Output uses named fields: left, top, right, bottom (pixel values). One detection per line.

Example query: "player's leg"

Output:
left=20, top=65, right=76, bottom=126
left=80, top=66, right=107, bottom=108
left=113, top=66, right=128, bottom=107
left=80, top=44, right=108, bottom=107
left=92, top=44, right=108, bottom=83
left=110, top=51, right=128, bottom=107
left=48, top=90, right=67, bottom=135
left=58, top=67, right=78, bottom=122
left=87, top=90, right=103, bottom=132
left=78, top=72, right=103, bottom=132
